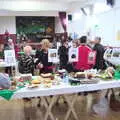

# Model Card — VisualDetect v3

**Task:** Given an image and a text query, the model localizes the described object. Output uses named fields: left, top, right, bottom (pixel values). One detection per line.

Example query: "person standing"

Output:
left=4, top=29, right=10, bottom=42
left=74, top=36, right=94, bottom=71
left=93, top=37, right=106, bottom=70
left=58, top=41, right=69, bottom=70
left=4, top=38, right=14, bottom=75
left=4, top=38, right=14, bottom=50
left=36, top=39, right=53, bottom=73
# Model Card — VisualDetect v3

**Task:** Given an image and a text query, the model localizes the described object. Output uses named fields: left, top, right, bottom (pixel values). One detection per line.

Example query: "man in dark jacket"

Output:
left=93, top=37, right=106, bottom=70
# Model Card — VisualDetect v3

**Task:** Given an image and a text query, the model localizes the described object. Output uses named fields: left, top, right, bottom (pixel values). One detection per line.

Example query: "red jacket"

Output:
left=74, top=45, right=93, bottom=70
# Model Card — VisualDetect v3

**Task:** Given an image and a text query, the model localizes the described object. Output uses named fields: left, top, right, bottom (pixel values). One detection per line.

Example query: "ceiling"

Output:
left=0, top=0, right=97, bottom=16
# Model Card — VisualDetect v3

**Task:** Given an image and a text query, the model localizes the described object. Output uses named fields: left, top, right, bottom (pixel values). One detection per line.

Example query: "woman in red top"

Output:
left=74, top=36, right=94, bottom=71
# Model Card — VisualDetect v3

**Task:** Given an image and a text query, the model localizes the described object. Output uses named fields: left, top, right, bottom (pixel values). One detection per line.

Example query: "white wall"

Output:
left=91, top=2, right=120, bottom=46
left=0, top=16, right=16, bottom=34
left=67, top=15, right=86, bottom=36
left=67, top=0, right=120, bottom=47
left=91, top=10, right=115, bottom=46
left=55, top=17, right=64, bottom=33
left=0, top=11, right=58, bottom=16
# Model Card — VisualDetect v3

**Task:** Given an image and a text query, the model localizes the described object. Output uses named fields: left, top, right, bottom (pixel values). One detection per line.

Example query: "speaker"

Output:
left=68, top=14, right=72, bottom=21
left=81, top=8, right=87, bottom=16
left=107, top=0, right=115, bottom=6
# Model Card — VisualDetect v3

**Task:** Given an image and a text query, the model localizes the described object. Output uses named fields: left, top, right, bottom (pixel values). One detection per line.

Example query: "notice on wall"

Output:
left=117, top=30, right=120, bottom=41
left=4, top=50, right=16, bottom=66
left=48, top=49, right=59, bottom=63
left=69, top=48, right=78, bottom=62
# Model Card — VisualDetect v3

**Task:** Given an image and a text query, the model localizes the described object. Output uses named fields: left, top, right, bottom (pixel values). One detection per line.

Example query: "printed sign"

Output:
left=69, top=48, right=78, bottom=62
left=48, top=49, right=59, bottom=63
left=88, top=51, right=96, bottom=65
left=4, top=50, right=16, bottom=66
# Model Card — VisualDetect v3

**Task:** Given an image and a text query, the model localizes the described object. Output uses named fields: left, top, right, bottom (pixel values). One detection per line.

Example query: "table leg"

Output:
left=37, top=97, right=41, bottom=107
left=64, top=94, right=79, bottom=120
left=111, top=88, right=115, bottom=95
left=11, top=66, right=13, bottom=76
left=105, top=89, right=110, bottom=98
left=41, top=96, right=58, bottom=120
left=105, top=88, right=115, bottom=98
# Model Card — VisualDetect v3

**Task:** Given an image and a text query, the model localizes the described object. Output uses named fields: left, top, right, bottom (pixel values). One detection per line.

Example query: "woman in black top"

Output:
left=36, top=39, right=53, bottom=73
left=58, top=41, right=69, bottom=70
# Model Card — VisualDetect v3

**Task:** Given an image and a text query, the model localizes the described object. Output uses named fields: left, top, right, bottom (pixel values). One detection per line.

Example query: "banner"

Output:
left=69, top=48, right=78, bottom=62
left=48, top=49, right=59, bottom=63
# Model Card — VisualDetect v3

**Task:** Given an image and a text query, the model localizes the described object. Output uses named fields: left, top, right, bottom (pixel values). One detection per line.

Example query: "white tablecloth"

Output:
left=0, top=61, right=17, bottom=67
left=12, top=80, right=120, bottom=99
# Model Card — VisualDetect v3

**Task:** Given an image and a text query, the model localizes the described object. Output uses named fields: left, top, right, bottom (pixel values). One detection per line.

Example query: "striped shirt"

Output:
left=19, top=55, right=34, bottom=74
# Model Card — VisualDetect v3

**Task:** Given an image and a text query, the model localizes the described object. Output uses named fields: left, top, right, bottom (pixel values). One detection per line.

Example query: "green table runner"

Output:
left=0, top=77, right=36, bottom=101
left=0, top=86, right=25, bottom=101
left=0, top=89, right=16, bottom=100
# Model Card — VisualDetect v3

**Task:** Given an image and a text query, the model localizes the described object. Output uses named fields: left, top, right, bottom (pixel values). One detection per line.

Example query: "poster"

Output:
left=69, top=48, right=78, bottom=62
left=88, top=51, right=96, bottom=65
left=4, top=50, right=16, bottom=66
left=48, top=49, right=59, bottom=63
left=117, top=30, right=120, bottom=41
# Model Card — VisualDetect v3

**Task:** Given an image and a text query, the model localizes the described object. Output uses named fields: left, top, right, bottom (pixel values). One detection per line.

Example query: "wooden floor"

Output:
left=0, top=91, right=120, bottom=120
